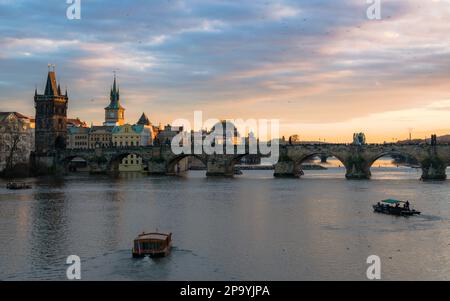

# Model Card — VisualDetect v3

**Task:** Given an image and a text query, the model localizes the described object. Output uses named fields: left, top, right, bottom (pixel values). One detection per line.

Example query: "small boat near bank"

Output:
left=234, top=167, right=243, bottom=175
left=132, top=232, right=172, bottom=258
left=6, top=182, right=32, bottom=190
left=373, top=199, right=421, bottom=216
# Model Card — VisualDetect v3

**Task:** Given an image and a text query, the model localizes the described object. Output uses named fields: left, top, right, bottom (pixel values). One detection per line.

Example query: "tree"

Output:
left=0, top=114, right=30, bottom=175
left=290, top=134, right=300, bottom=144
left=5, top=133, right=21, bottom=170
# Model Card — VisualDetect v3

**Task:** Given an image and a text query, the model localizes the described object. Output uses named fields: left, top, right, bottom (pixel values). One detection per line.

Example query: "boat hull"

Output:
left=373, top=205, right=420, bottom=216
left=132, top=247, right=171, bottom=258
left=6, top=184, right=31, bottom=190
left=132, top=251, right=170, bottom=258
left=132, top=232, right=172, bottom=258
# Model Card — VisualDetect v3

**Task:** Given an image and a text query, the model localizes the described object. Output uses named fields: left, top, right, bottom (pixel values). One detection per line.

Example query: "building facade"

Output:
left=89, top=126, right=113, bottom=148
left=137, top=112, right=158, bottom=143
left=67, top=126, right=90, bottom=149
left=156, top=124, right=183, bottom=145
left=34, top=69, right=68, bottom=154
left=67, top=117, right=89, bottom=149
left=112, top=124, right=152, bottom=172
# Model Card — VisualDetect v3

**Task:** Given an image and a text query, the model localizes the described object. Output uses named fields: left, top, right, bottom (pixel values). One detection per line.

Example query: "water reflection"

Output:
left=30, top=181, right=69, bottom=279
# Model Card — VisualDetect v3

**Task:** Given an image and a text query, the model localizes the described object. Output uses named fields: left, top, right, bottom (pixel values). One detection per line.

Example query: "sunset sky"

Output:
left=1, top=0, right=450, bottom=142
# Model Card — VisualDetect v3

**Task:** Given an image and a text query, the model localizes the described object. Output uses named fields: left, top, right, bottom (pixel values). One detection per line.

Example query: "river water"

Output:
left=1, top=160, right=449, bottom=280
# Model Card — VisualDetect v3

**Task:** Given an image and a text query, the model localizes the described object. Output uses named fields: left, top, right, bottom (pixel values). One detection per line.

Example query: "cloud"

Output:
left=266, top=3, right=301, bottom=20
left=0, top=38, right=80, bottom=58
left=0, top=0, right=450, bottom=141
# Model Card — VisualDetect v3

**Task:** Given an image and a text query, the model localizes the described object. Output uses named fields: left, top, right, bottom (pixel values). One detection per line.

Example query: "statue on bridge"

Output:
left=352, top=133, right=366, bottom=146
left=430, top=134, right=437, bottom=146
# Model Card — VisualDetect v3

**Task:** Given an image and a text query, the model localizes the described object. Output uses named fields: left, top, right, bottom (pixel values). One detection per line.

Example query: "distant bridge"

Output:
left=35, top=143, right=450, bottom=180
left=275, top=143, right=450, bottom=180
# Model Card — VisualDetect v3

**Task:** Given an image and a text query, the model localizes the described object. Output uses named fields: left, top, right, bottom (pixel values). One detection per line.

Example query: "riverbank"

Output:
left=0, top=163, right=31, bottom=179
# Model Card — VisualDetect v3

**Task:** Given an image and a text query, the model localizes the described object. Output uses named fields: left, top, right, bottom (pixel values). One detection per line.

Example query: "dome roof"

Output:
left=210, top=120, right=240, bottom=137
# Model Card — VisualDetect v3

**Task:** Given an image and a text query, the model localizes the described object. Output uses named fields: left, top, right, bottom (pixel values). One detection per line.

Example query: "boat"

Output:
left=6, top=182, right=32, bottom=190
left=373, top=199, right=421, bottom=216
left=132, top=232, right=172, bottom=258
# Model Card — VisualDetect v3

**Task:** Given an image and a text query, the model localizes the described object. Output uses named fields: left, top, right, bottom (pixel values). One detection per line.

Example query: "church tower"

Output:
left=34, top=67, right=68, bottom=154
left=104, top=75, right=125, bottom=126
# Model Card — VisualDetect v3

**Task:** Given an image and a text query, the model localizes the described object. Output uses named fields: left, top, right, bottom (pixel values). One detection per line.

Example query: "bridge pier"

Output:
left=147, top=160, right=167, bottom=175
left=344, top=155, right=371, bottom=180
left=89, top=164, right=110, bottom=174
left=205, top=155, right=235, bottom=177
left=345, top=166, right=371, bottom=179
left=421, top=158, right=447, bottom=181
left=345, top=163, right=371, bottom=179
left=31, top=153, right=66, bottom=176
left=274, top=161, right=302, bottom=178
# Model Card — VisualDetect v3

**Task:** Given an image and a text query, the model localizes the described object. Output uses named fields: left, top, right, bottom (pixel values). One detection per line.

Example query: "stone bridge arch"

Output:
left=297, top=151, right=349, bottom=177
left=365, top=146, right=448, bottom=180
left=295, top=151, right=348, bottom=167
left=275, top=145, right=352, bottom=178
left=59, top=154, right=92, bottom=172
left=367, top=150, right=420, bottom=168
left=166, top=154, right=208, bottom=175
left=358, top=149, right=420, bottom=179
left=367, top=150, right=419, bottom=166
left=107, top=150, right=150, bottom=173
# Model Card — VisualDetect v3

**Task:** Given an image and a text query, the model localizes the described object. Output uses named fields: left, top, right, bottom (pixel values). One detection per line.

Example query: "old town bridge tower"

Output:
left=34, top=67, right=68, bottom=154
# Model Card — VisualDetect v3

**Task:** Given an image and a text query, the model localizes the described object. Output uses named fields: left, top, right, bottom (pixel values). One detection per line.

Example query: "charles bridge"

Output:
left=36, top=142, right=450, bottom=181
left=29, top=69, right=450, bottom=181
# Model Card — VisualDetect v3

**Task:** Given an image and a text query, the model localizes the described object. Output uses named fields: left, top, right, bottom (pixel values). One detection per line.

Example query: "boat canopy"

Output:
left=135, top=232, right=171, bottom=241
left=381, top=199, right=404, bottom=204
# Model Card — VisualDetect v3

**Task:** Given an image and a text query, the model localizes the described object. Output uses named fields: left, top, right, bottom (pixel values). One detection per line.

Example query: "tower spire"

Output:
left=110, top=71, right=120, bottom=102
left=104, top=71, right=125, bottom=126
left=44, top=66, right=58, bottom=96
left=112, top=71, right=118, bottom=95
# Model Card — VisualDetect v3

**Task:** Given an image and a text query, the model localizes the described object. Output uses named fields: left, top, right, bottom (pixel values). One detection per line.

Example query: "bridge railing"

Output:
left=63, top=141, right=450, bottom=154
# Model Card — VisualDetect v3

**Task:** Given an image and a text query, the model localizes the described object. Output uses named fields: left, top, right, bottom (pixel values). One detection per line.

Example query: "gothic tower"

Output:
left=34, top=68, right=68, bottom=154
left=104, top=75, right=125, bottom=126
